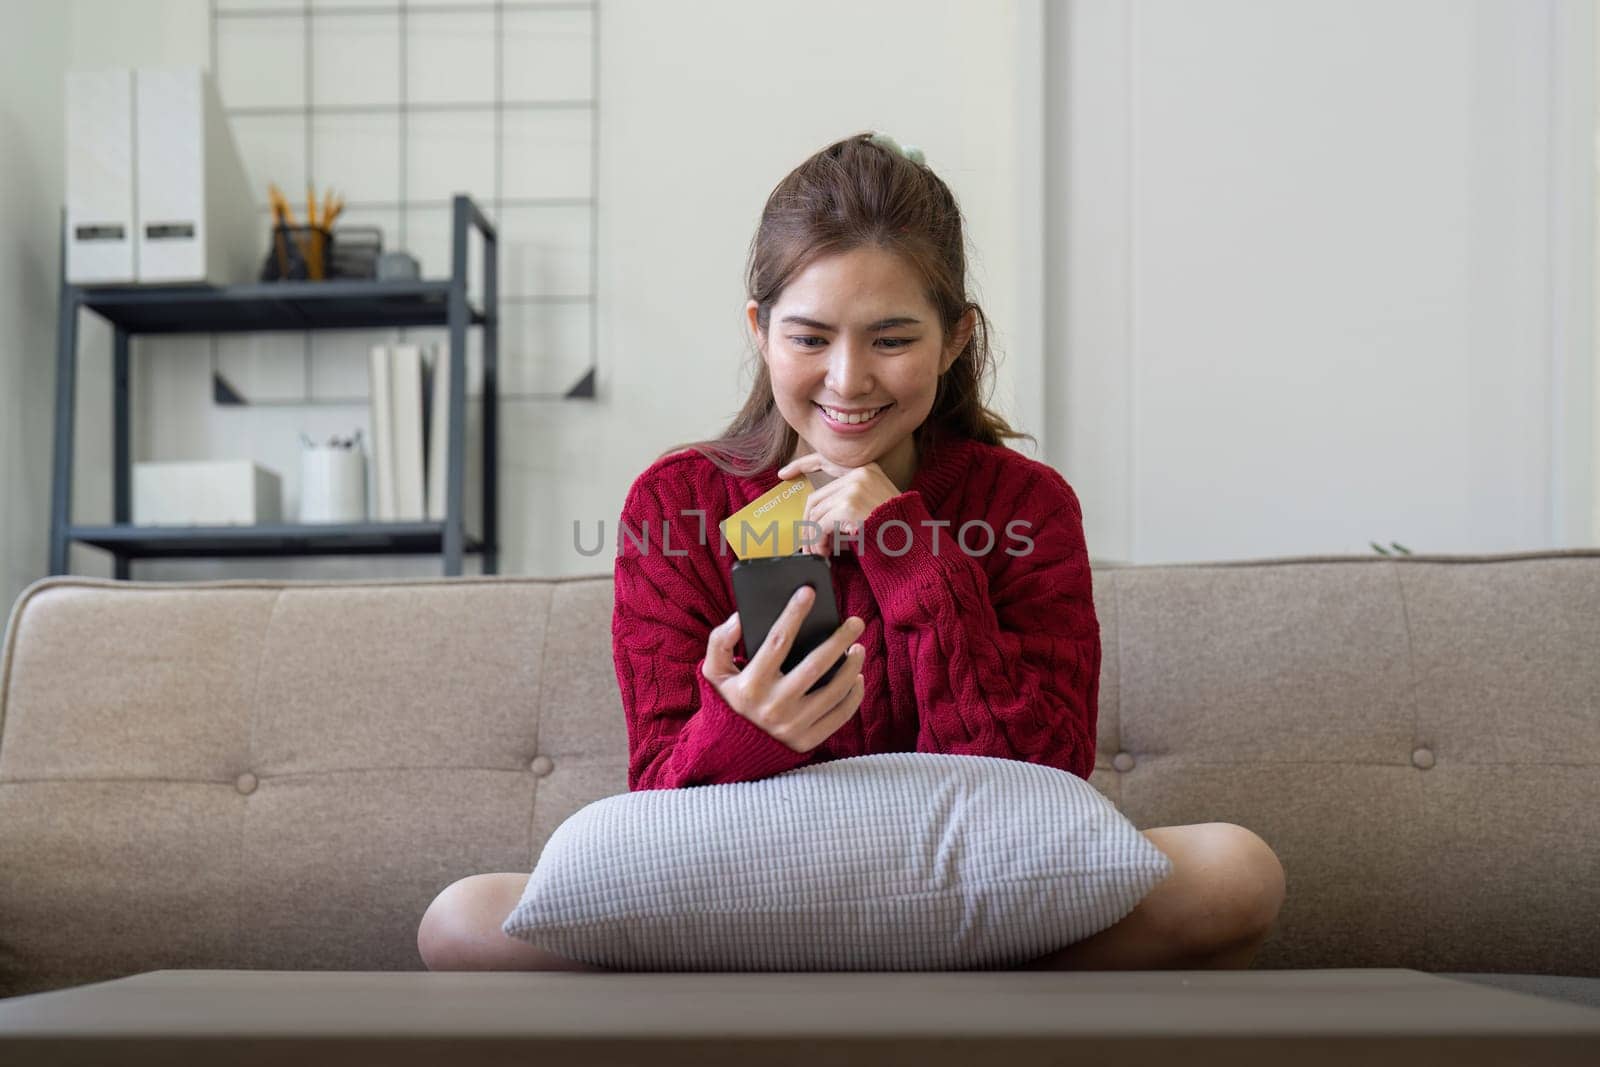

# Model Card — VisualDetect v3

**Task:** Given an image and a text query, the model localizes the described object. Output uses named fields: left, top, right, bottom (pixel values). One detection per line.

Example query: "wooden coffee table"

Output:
left=1, top=967, right=1597, bottom=1066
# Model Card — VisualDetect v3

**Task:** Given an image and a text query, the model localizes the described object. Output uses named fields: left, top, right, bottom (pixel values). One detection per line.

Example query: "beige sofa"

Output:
left=1, top=551, right=1598, bottom=1062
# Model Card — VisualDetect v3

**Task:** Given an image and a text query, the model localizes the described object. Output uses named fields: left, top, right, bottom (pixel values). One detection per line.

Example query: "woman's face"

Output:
left=747, top=246, right=970, bottom=480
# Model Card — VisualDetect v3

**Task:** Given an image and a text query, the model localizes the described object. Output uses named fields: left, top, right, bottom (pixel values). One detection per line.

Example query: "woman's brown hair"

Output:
left=662, top=131, right=1033, bottom=478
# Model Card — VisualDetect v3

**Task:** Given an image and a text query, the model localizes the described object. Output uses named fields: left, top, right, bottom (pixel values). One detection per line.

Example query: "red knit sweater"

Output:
left=612, top=428, right=1101, bottom=791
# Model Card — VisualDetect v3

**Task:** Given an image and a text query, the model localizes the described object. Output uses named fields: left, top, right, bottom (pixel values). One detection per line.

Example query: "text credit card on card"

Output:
left=720, top=476, right=814, bottom=559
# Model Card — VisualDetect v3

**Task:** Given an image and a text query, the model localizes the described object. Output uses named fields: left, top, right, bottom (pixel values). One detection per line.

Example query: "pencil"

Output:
left=267, top=184, right=289, bottom=277
left=306, top=184, right=322, bottom=279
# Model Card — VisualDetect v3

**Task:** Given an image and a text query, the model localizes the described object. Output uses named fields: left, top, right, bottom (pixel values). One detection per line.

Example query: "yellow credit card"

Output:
left=720, top=476, right=814, bottom=559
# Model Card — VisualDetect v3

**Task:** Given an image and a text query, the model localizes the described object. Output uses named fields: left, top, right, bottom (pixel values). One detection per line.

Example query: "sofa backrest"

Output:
left=2, top=551, right=1596, bottom=997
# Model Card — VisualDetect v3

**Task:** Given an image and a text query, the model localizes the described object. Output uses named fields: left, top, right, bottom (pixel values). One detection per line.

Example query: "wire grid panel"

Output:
left=209, top=0, right=600, bottom=404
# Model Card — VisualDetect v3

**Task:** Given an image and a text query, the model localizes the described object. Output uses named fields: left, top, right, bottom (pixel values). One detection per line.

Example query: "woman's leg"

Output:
left=417, top=872, right=608, bottom=972
left=1021, top=822, right=1286, bottom=971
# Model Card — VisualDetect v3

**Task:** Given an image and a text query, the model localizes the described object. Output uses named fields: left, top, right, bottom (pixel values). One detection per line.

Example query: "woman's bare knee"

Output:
left=418, top=872, right=604, bottom=972
left=417, top=873, right=519, bottom=970
left=1142, top=822, right=1285, bottom=953
left=1018, top=821, right=1284, bottom=971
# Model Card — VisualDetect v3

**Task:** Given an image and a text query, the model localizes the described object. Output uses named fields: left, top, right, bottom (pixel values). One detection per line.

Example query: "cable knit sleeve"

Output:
left=613, top=462, right=815, bottom=791
left=853, top=468, right=1099, bottom=780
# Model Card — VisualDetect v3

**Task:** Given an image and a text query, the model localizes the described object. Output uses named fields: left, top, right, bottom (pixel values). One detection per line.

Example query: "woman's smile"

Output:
left=814, top=401, right=893, bottom=431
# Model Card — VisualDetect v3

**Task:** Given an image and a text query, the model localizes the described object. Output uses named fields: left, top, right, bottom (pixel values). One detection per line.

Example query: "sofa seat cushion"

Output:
left=502, top=752, right=1171, bottom=970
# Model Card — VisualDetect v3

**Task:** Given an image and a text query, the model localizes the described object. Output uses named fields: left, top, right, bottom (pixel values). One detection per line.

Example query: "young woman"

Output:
left=418, top=132, right=1285, bottom=972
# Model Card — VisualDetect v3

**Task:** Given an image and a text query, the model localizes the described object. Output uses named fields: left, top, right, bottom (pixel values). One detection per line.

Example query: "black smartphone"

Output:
left=730, top=553, right=848, bottom=694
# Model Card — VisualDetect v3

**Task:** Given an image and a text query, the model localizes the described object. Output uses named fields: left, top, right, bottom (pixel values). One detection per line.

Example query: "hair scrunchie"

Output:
left=867, top=130, right=926, bottom=166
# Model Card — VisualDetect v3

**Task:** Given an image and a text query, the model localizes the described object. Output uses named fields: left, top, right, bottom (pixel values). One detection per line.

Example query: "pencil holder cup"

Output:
left=300, top=438, right=367, bottom=523
left=261, top=224, right=335, bottom=282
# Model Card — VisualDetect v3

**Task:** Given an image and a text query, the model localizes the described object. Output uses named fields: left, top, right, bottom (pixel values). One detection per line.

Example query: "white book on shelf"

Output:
left=367, top=344, right=395, bottom=521
left=426, top=342, right=451, bottom=521
left=391, top=342, right=427, bottom=522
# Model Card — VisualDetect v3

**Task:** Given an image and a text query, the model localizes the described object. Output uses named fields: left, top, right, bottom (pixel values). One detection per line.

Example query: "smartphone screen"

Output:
left=730, top=553, right=848, bottom=694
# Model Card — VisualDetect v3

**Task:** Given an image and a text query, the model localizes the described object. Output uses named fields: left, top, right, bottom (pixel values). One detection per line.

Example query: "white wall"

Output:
left=1051, top=0, right=1596, bottom=564
left=0, top=1, right=70, bottom=609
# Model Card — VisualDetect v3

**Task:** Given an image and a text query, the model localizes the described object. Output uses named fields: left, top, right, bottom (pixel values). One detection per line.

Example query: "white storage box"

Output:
left=133, top=461, right=282, bottom=526
left=66, top=66, right=258, bottom=286
left=65, top=69, right=135, bottom=284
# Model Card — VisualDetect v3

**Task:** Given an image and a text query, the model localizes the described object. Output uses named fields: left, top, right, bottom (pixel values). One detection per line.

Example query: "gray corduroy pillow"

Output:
left=502, top=752, right=1172, bottom=971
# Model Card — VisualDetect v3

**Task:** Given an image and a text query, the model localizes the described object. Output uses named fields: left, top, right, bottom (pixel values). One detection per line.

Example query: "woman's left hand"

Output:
left=777, top=452, right=903, bottom=555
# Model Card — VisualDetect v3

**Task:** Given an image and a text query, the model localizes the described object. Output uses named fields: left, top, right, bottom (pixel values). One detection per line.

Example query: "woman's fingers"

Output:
left=701, top=611, right=741, bottom=683
left=800, top=499, right=838, bottom=555
left=798, top=672, right=865, bottom=749
left=797, top=641, right=864, bottom=722
left=777, top=452, right=849, bottom=482
left=782, top=615, right=863, bottom=696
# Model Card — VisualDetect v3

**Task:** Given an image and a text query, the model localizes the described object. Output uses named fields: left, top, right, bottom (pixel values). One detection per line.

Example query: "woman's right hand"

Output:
left=701, top=585, right=866, bottom=753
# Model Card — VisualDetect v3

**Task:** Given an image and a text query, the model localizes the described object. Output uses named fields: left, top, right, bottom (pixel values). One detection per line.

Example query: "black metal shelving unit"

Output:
left=49, top=193, right=499, bottom=579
